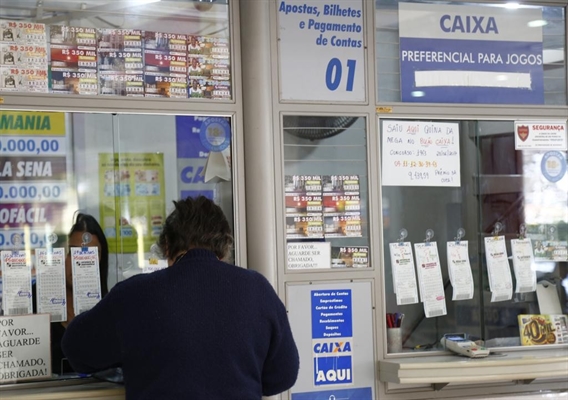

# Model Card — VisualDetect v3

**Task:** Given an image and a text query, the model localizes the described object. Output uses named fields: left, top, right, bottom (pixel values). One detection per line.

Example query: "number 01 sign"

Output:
left=278, top=0, right=366, bottom=102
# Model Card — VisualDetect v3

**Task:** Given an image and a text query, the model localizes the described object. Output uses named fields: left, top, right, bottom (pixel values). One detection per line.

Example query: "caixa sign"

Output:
left=313, top=355, right=352, bottom=386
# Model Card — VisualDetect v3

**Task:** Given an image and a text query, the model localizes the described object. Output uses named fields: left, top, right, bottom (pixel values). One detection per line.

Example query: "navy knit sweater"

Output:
left=62, top=249, right=300, bottom=399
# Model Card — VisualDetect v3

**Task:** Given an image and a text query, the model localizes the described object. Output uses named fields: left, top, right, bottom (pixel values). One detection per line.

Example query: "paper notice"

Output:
left=36, top=248, right=67, bottom=322
left=484, top=236, right=513, bottom=302
left=446, top=241, right=474, bottom=301
left=71, top=247, right=101, bottom=315
left=511, top=238, right=537, bottom=293
left=389, top=242, right=419, bottom=305
left=0, top=250, right=32, bottom=315
left=414, top=242, right=447, bottom=317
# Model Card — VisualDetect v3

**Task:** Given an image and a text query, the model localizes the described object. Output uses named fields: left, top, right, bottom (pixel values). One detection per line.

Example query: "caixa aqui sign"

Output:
left=313, top=339, right=353, bottom=385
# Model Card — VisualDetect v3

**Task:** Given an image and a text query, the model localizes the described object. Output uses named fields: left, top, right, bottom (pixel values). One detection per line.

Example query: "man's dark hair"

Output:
left=70, top=213, right=109, bottom=297
left=158, top=196, right=233, bottom=260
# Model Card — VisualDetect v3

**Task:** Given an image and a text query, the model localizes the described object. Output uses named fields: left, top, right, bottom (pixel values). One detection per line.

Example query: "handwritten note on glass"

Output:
left=381, top=120, right=460, bottom=187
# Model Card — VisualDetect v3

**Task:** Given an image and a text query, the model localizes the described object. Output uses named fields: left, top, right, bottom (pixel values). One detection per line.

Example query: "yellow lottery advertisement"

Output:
left=99, top=153, right=165, bottom=253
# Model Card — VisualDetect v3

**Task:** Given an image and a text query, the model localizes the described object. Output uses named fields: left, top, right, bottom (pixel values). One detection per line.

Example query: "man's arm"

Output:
left=261, top=286, right=300, bottom=396
left=61, top=287, right=122, bottom=373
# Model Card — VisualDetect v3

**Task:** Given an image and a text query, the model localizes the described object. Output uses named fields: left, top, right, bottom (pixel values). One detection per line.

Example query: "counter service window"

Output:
left=380, top=118, right=568, bottom=354
left=375, top=1, right=566, bottom=105
left=283, top=115, right=370, bottom=271
left=0, top=110, right=234, bottom=384
left=0, top=0, right=231, bottom=100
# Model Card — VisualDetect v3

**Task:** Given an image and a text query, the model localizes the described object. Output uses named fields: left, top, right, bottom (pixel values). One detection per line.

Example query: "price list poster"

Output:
left=187, top=35, right=231, bottom=100
left=0, top=20, right=48, bottom=93
left=144, top=32, right=188, bottom=98
left=98, top=29, right=144, bottom=97
left=0, top=111, right=69, bottom=251
left=49, top=25, right=97, bottom=95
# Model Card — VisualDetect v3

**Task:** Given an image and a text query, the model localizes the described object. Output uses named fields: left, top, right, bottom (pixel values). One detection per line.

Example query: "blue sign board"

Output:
left=175, top=116, right=231, bottom=159
left=398, top=3, right=545, bottom=104
left=311, top=289, right=353, bottom=387
left=292, top=387, right=373, bottom=400
left=311, top=290, right=352, bottom=338
left=314, top=355, right=352, bottom=385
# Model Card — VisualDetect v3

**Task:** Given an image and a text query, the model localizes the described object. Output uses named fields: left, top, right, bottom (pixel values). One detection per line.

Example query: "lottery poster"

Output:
left=285, top=175, right=324, bottom=239
left=0, top=20, right=48, bottom=93
left=188, top=78, right=230, bottom=100
left=187, top=35, right=231, bottom=99
left=49, top=25, right=97, bottom=95
left=331, top=246, right=369, bottom=268
left=144, top=31, right=188, bottom=98
left=0, top=111, right=70, bottom=252
left=323, top=175, right=362, bottom=238
left=98, top=153, right=166, bottom=253
left=518, top=314, right=568, bottom=346
left=97, top=29, right=144, bottom=97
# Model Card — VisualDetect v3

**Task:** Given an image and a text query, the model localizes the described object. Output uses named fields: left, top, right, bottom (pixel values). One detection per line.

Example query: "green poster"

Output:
left=99, top=153, right=165, bottom=253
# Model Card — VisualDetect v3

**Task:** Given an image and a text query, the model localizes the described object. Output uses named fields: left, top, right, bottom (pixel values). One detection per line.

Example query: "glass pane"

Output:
left=380, top=117, right=568, bottom=354
left=283, top=116, right=370, bottom=271
left=0, top=0, right=231, bottom=99
left=478, top=121, right=568, bottom=347
left=114, top=113, right=235, bottom=279
left=0, top=110, right=234, bottom=385
left=375, top=0, right=567, bottom=105
left=381, top=119, right=482, bottom=353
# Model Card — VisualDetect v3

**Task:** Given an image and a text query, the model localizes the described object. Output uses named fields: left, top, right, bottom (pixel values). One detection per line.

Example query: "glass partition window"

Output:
left=0, top=110, right=234, bottom=384
left=0, top=0, right=231, bottom=99
left=283, top=115, right=370, bottom=271
left=375, top=1, right=567, bottom=105
left=380, top=118, right=568, bottom=353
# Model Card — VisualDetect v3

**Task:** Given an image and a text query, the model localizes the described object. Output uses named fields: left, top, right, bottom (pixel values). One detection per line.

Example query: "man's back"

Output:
left=62, top=249, right=299, bottom=400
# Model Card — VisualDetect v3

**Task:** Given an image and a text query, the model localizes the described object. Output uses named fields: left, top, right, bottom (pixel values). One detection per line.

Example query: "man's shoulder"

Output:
left=110, top=270, right=164, bottom=293
left=222, top=263, right=279, bottom=298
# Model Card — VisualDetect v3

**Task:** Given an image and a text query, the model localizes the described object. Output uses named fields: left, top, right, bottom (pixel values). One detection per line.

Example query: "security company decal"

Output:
left=514, top=121, right=567, bottom=151
left=398, top=3, right=544, bottom=104
left=311, top=289, right=353, bottom=386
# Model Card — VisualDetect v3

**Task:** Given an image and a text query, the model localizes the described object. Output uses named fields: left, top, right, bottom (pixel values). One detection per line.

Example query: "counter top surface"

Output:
left=0, top=380, right=125, bottom=400
left=379, top=348, right=568, bottom=385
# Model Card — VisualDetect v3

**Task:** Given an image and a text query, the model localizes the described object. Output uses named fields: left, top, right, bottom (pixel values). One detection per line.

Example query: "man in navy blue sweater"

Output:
left=62, top=196, right=300, bottom=399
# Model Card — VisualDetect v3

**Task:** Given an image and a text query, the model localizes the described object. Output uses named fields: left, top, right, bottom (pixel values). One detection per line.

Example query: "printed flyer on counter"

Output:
left=0, top=110, right=70, bottom=251
left=98, top=153, right=165, bottom=253
left=518, top=314, right=568, bottom=346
